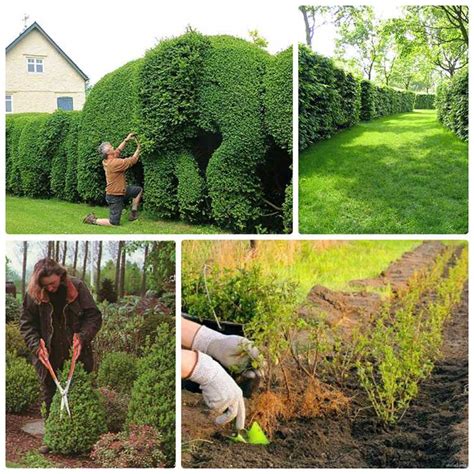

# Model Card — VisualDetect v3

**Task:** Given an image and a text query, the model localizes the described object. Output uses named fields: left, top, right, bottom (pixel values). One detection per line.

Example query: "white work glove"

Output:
left=189, top=351, right=246, bottom=430
left=192, top=325, right=261, bottom=379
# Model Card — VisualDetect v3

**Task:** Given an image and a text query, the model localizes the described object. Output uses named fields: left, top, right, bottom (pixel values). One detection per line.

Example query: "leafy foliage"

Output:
left=415, top=94, right=435, bottom=109
left=44, top=362, right=107, bottom=454
left=6, top=294, right=21, bottom=323
left=6, top=353, right=39, bottom=413
left=64, top=112, right=82, bottom=202
left=97, top=351, right=138, bottom=394
left=97, top=278, right=117, bottom=303
left=436, top=70, right=468, bottom=141
left=98, top=387, right=130, bottom=433
left=127, top=323, right=175, bottom=465
left=6, top=323, right=29, bottom=358
left=77, top=59, right=143, bottom=203
left=91, top=425, right=166, bottom=468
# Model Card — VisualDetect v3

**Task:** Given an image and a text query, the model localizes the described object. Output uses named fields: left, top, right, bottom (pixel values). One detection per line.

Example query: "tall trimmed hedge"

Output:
left=299, top=45, right=416, bottom=150
left=77, top=59, right=143, bottom=203
left=6, top=33, right=292, bottom=233
left=264, top=47, right=293, bottom=153
left=436, top=70, right=468, bottom=141
left=415, top=94, right=435, bottom=109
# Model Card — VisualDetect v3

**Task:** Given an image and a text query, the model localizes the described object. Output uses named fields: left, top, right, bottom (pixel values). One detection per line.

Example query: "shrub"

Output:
left=6, top=323, right=29, bottom=358
left=282, top=182, right=293, bottom=233
left=335, top=69, right=360, bottom=128
left=175, top=151, right=209, bottom=223
left=91, top=425, right=166, bottom=468
left=98, top=387, right=130, bottom=433
left=437, top=70, right=468, bottom=141
left=17, top=114, right=50, bottom=197
left=6, top=353, right=39, bottom=413
left=6, top=294, right=21, bottom=323
left=63, top=111, right=82, bottom=202
left=6, top=113, right=44, bottom=195
left=360, top=80, right=375, bottom=121
left=47, top=111, right=77, bottom=199
left=77, top=59, right=143, bottom=203
left=264, top=47, right=293, bottom=153
left=97, top=351, right=138, bottom=394
left=415, top=94, right=435, bottom=109
left=97, top=278, right=117, bottom=303
left=44, top=362, right=107, bottom=454
left=127, top=323, right=175, bottom=464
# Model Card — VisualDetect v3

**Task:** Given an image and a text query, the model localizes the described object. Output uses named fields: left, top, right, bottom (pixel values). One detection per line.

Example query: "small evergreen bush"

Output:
left=6, top=353, right=39, bottom=413
left=97, top=351, right=138, bottom=394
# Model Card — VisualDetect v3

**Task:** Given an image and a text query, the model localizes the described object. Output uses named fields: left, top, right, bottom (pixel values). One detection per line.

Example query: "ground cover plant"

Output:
left=5, top=240, right=176, bottom=468
left=298, top=6, right=468, bottom=234
left=181, top=240, right=468, bottom=468
left=6, top=31, right=292, bottom=234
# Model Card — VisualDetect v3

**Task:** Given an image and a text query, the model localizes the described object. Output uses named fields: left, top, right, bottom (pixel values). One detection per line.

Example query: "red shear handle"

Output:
left=38, top=339, right=60, bottom=384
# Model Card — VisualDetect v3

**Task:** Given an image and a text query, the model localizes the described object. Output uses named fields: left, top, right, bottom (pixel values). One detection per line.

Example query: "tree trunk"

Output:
left=300, top=6, right=313, bottom=47
left=141, top=243, right=149, bottom=296
left=48, top=241, right=54, bottom=259
left=73, top=241, right=79, bottom=275
left=96, top=241, right=103, bottom=293
left=55, top=241, right=60, bottom=261
left=115, top=241, right=124, bottom=293
left=82, top=241, right=89, bottom=281
left=62, top=241, right=67, bottom=266
left=21, top=242, right=28, bottom=299
left=119, top=246, right=126, bottom=298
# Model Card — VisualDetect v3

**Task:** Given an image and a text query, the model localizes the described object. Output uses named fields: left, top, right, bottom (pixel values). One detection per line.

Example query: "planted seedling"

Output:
left=228, top=421, right=270, bottom=445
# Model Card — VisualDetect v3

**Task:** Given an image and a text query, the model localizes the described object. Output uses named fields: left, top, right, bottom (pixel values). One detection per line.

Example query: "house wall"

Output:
left=6, top=29, right=86, bottom=113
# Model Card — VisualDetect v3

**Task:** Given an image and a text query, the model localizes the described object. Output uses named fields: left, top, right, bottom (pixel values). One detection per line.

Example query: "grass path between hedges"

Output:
left=6, top=196, right=223, bottom=234
left=299, top=110, right=468, bottom=234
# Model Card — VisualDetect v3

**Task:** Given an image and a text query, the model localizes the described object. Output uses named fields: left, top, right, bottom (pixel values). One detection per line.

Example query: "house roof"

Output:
left=6, top=21, right=89, bottom=81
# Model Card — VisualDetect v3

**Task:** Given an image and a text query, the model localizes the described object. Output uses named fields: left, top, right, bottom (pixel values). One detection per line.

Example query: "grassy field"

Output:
left=6, top=196, right=222, bottom=234
left=299, top=110, right=468, bottom=234
left=183, top=240, right=420, bottom=302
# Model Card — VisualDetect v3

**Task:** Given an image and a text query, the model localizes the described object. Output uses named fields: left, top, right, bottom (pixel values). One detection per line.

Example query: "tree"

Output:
left=95, top=241, right=103, bottom=293
left=82, top=241, right=89, bottom=281
left=62, top=241, right=67, bottom=266
left=119, top=245, right=126, bottom=298
left=72, top=241, right=79, bottom=275
left=22, top=242, right=27, bottom=298
left=141, top=243, right=149, bottom=296
left=248, top=29, right=268, bottom=49
left=115, top=241, right=124, bottom=293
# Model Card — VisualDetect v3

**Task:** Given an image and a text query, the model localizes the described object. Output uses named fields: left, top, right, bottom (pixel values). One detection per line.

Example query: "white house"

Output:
left=5, top=22, right=89, bottom=113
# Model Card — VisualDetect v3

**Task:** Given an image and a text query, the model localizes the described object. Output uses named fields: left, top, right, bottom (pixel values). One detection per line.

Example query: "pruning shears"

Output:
left=40, top=340, right=80, bottom=418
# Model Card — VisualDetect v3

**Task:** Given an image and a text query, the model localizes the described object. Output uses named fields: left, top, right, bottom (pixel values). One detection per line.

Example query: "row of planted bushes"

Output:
left=414, top=93, right=435, bottom=109
left=6, top=32, right=292, bottom=233
left=299, top=44, right=416, bottom=150
left=436, top=69, right=468, bottom=141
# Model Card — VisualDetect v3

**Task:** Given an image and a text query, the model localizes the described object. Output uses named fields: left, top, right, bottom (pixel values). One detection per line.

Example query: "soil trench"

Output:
left=182, top=243, right=468, bottom=468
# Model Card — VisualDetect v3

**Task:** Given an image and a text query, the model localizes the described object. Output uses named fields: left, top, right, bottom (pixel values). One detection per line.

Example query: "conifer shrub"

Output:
left=6, top=352, right=39, bottom=413
left=415, top=93, right=435, bottom=109
left=127, top=323, right=175, bottom=464
left=43, top=362, right=107, bottom=454
left=97, top=351, right=138, bottom=394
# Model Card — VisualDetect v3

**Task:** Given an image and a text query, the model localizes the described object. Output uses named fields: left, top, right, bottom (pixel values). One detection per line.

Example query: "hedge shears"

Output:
left=39, top=339, right=80, bottom=418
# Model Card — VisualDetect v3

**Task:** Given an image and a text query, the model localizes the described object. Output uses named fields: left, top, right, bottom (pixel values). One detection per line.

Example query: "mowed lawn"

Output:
left=6, top=196, right=223, bottom=234
left=299, top=110, right=468, bottom=234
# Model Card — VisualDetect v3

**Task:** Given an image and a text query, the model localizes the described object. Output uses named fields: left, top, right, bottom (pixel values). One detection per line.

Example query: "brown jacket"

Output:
left=20, top=277, right=102, bottom=378
left=103, top=151, right=139, bottom=196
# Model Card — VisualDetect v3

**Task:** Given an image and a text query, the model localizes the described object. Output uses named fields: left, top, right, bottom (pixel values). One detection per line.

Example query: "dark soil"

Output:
left=182, top=242, right=468, bottom=468
left=6, top=405, right=99, bottom=467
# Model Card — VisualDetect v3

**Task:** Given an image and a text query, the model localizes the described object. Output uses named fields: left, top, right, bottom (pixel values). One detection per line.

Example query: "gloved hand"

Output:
left=189, top=351, right=246, bottom=430
left=192, top=325, right=261, bottom=379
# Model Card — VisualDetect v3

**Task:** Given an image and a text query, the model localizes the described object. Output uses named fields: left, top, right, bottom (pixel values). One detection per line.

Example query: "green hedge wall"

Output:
left=415, top=94, right=435, bottom=109
left=77, top=59, right=143, bottom=203
left=6, top=33, right=292, bottom=232
left=264, top=46, right=293, bottom=153
left=299, top=46, right=416, bottom=150
left=436, top=70, right=468, bottom=141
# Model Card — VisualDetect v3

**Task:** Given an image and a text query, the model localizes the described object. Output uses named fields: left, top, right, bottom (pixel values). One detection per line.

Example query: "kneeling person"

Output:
left=84, top=133, right=142, bottom=226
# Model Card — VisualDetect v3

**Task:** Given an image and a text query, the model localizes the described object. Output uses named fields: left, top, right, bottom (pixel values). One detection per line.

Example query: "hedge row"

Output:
left=299, top=45, right=415, bottom=150
left=436, top=70, right=468, bottom=141
left=7, top=33, right=292, bottom=233
left=414, top=94, right=435, bottom=109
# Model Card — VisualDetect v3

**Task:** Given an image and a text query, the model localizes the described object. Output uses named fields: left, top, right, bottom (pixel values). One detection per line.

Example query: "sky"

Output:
left=4, top=0, right=296, bottom=85
left=299, top=5, right=403, bottom=57
left=6, top=241, right=146, bottom=285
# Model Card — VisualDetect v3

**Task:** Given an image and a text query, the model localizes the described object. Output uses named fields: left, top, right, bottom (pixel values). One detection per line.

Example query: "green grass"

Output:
left=6, top=196, right=223, bottom=234
left=299, top=110, right=468, bottom=234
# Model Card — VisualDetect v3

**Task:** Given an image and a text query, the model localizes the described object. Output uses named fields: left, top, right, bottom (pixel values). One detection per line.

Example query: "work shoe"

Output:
left=83, top=213, right=97, bottom=225
left=129, top=210, right=138, bottom=221
left=38, top=445, right=50, bottom=454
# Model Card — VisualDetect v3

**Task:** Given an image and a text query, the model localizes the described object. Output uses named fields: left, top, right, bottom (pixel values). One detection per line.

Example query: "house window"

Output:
left=57, top=96, right=73, bottom=111
left=27, top=57, right=44, bottom=73
left=6, top=95, right=13, bottom=113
